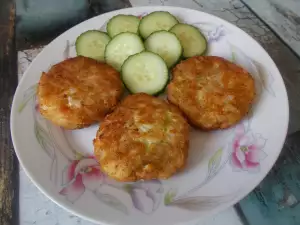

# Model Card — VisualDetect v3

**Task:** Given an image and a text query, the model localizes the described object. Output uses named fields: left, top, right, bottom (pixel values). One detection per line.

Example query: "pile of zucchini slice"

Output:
left=75, top=11, right=207, bottom=95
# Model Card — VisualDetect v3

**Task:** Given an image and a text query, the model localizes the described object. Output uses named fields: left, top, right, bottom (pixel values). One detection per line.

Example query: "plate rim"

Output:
left=11, top=5, right=289, bottom=225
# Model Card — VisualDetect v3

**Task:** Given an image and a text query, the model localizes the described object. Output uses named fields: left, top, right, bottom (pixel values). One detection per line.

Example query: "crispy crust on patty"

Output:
left=37, top=56, right=123, bottom=129
left=94, top=93, right=189, bottom=181
left=167, top=56, right=255, bottom=130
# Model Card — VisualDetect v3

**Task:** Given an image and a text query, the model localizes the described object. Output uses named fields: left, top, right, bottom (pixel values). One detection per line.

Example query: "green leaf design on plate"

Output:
left=75, top=152, right=84, bottom=160
left=18, top=84, right=37, bottom=113
left=208, top=148, right=222, bottom=177
left=94, top=190, right=129, bottom=215
left=167, top=195, right=233, bottom=211
left=164, top=189, right=177, bottom=205
left=123, top=184, right=133, bottom=193
left=35, top=121, right=55, bottom=158
left=231, top=48, right=237, bottom=62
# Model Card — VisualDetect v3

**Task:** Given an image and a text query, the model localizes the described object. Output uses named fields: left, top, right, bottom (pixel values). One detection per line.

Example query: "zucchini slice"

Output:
left=107, top=14, right=140, bottom=38
left=145, top=30, right=182, bottom=68
left=170, top=23, right=207, bottom=58
left=105, top=32, right=145, bottom=71
left=121, top=51, right=168, bottom=95
left=139, top=11, right=179, bottom=39
left=75, top=30, right=111, bottom=61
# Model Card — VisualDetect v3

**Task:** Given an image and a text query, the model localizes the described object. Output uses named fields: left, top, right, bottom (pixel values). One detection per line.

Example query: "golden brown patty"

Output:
left=94, top=93, right=189, bottom=181
left=38, top=56, right=123, bottom=129
left=167, top=56, right=255, bottom=130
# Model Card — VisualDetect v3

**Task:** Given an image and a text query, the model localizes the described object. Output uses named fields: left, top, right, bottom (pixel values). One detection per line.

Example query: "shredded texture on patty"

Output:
left=38, top=56, right=123, bottom=129
left=94, top=93, right=189, bottom=181
left=168, top=56, right=255, bottom=129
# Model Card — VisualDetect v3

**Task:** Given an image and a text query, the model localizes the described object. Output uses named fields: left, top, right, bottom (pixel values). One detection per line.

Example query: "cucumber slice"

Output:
left=105, top=32, right=145, bottom=71
left=107, top=15, right=140, bottom=38
left=139, top=11, right=179, bottom=39
left=145, top=30, right=182, bottom=68
left=75, top=30, right=111, bottom=61
left=121, top=51, right=168, bottom=95
left=170, top=23, right=207, bottom=58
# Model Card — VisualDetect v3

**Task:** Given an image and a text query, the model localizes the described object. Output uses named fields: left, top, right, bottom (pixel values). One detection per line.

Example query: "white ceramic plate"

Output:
left=11, top=6, right=289, bottom=225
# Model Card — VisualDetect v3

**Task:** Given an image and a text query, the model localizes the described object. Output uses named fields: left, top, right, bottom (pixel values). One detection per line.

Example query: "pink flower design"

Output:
left=59, top=157, right=104, bottom=203
left=231, top=124, right=267, bottom=172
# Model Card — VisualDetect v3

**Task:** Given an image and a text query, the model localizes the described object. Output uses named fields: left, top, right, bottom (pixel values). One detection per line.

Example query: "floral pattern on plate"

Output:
left=231, top=124, right=267, bottom=172
left=17, top=37, right=271, bottom=214
left=12, top=7, right=288, bottom=225
left=18, top=87, right=268, bottom=214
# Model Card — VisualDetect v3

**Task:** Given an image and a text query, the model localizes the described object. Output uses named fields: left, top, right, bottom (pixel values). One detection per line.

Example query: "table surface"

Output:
left=2, top=0, right=300, bottom=224
left=242, top=0, right=300, bottom=57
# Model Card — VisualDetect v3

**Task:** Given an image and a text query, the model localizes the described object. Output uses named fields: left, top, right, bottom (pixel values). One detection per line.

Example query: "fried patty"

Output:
left=94, top=93, right=189, bottom=181
left=38, top=56, right=123, bottom=129
left=167, top=56, right=255, bottom=130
